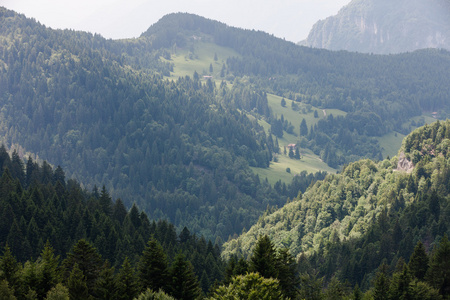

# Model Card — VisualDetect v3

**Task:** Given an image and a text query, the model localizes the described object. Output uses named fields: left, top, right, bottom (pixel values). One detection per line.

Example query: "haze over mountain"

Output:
left=2, top=6, right=450, bottom=299
left=300, top=0, right=450, bottom=54
left=0, top=0, right=351, bottom=42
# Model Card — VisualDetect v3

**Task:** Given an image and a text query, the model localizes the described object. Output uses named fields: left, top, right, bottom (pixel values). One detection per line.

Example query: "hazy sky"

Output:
left=0, top=0, right=351, bottom=42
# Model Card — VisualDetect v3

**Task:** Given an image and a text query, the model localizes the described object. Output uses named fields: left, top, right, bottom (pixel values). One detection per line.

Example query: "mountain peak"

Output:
left=300, top=0, right=450, bottom=54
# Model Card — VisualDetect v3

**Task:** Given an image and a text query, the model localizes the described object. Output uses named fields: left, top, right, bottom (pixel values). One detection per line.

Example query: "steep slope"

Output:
left=143, top=13, right=450, bottom=167
left=301, top=0, right=450, bottom=54
left=0, top=8, right=288, bottom=241
left=222, top=120, right=450, bottom=286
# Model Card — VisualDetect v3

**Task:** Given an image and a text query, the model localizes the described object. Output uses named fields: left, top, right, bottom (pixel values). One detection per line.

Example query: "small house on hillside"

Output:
left=288, top=144, right=296, bottom=150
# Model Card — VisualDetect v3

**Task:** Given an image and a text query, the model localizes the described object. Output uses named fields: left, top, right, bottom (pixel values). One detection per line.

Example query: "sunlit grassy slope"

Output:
left=163, top=41, right=240, bottom=79
left=165, top=42, right=442, bottom=184
left=377, top=114, right=439, bottom=158
left=267, top=93, right=347, bottom=137
left=251, top=94, right=344, bottom=183
left=164, top=42, right=340, bottom=183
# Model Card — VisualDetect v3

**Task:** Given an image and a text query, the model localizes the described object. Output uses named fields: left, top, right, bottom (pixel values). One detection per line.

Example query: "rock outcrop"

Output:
left=299, top=0, right=450, bottom=54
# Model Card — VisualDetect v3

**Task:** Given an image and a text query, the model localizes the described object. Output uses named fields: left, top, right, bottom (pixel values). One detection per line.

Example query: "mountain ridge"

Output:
left=300, top=0, right=450, bottom=54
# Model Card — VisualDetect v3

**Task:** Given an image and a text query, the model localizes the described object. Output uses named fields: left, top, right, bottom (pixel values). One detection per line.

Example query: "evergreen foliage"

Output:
left=223, top=120, right=450, bottom=296
left=0, top=8, right=282, bottom=241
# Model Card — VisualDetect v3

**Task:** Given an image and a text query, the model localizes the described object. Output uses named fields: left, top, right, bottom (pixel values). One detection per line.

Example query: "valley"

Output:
left=1, top=7, right=450, bottom=299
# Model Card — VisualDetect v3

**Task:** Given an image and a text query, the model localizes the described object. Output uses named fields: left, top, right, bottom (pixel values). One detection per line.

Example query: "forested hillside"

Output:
left=223, top=120, right=450, bottom=293
left=0, top=148, right=227, bottom=299
left=2, top=124, right=450, bottom=299
left=143, top=13, right=450, bottom=166
left=0, top=8, right=297, bottom=241
left=2, top=5, right=450, bottom=243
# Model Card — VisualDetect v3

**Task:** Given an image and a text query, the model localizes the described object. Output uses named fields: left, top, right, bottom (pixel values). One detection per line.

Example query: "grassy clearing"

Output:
left=251, top=148, right=336, bottom=185
left=254, top=117, right=336, bottom=185
left=376, top=131, right=405, bottom=159
left=165, top=43, right=340, bottom=183
left=163, top=41, right=240, bottom=80
left=267, top=93, right=346, bottom=136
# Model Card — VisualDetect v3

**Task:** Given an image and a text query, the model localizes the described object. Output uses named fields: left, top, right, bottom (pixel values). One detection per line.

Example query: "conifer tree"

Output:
left=250, top=235, right=277, bottom=279
left=408, top=241, right=429, bottom=281
left=426, top=235, right=450, bottom=297
left=0, top=280, right=16, bottom=300
left=373, top=263, right=389, bottom=300
left=116, top=257, right=139, bottom=300
left=276, top=248, right=299, bottom=299
left=138, top=237, right=169, bottom=293
left=99, top=185, right=112, bottom=216
left=208, top=272, right=285, bottom=300
left=388, top=263, right=412, bottom=300
left=94, top=261, right=117, bottom=299
left=0, top=244, right=20, bottom=290
left=67, top=264, right=88, bottom=300
left=300, top=118, right=308, bottom=136
left=44, top=283, right=69, bottom=300
left=63, top=239, right=104, bottom=295
left=168, top=252, right=201, bottom=300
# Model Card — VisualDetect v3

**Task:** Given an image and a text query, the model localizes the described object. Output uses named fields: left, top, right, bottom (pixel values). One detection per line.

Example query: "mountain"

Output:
left=0, top=8, right=291, bottom=242
left=1, top=8, right=450, bottom=244
left=300, top=0, right=450, bottom=54
left=222, top=119, right=450, bottom=290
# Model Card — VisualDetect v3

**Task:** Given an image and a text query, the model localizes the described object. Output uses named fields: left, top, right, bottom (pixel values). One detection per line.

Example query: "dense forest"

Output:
left=223, top=120, right=450, bottom=297
left=2, top=8, right=450, bottom=244
left=0, top=8, right=290, bottom=242
left=0, top=147, right=448, bottom=299
left=2, top=6, right=450, bottom=299
left=143, top=13, right=450, bottom=165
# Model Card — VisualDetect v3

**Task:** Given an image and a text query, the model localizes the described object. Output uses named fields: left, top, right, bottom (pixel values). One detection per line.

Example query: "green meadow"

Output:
left=163, top=41, right=240, bottom=80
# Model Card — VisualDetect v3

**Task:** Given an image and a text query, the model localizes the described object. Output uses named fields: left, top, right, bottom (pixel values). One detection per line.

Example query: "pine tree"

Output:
left=408, top=241, right=429, bottom=281
left=388, top=263, right=412, bottom=300
left=373, top=263, right=389, bottom=300
left=138, top=237, right=169, bottom=292
left=116, top=257, right=139, bottom=300
left=0, top=244, right=20, bottom=290
left=94, top=261, right=117, bottom=299
left=294, top=147, right=301, bottom=159
left=300, top=118, right=308, bottom=136
left=168, top=252, right=201, bottom=300
left=250, top=235, right=277, bottom=279
left=99, top=185, right=112, bottom=216
left=426, top=234, right=450, bottom=297
left=44, top=283, right=69, bottom=300
left=62, top=239, right=104, bottom=295
left=276, top=248, right=299, bottom=299
left=67, top=264, right=88, bottom=300
left=37, top=242, right=61, bottom=299
left=0, top=280, right=16, bottom=300
left=208, top=272, right=285, bottom=300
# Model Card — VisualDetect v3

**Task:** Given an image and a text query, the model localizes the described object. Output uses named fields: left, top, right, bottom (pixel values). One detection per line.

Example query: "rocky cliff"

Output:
left=300, top=0, right=450, bottom=54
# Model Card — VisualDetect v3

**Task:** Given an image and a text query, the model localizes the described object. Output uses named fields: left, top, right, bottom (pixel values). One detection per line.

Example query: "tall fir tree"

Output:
left=408, top=241, right=429, bottom=281
left=62, top=239, right=104, bottom=295
left=168, top=252, right=201, bottom=300
left=249, top=235, right=277, bottom=279
left=426, top=235, right=450, bottom=297
left=138, top=237, right=169, bottom=293
left=116, top=257, right=140, bottom=300
left=300, top=118, right=308, bottom=136
left=67, top=263, right=89, bottom=300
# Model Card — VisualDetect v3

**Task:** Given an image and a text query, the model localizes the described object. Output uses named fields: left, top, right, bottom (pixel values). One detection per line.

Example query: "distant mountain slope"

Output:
left=300, top=0, right=450, bottom=54
left=0, top=7, right=287, bottom=241
left=142, top=13, right=450, bottom=167
left=222, top=120, right=450, bottom=288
